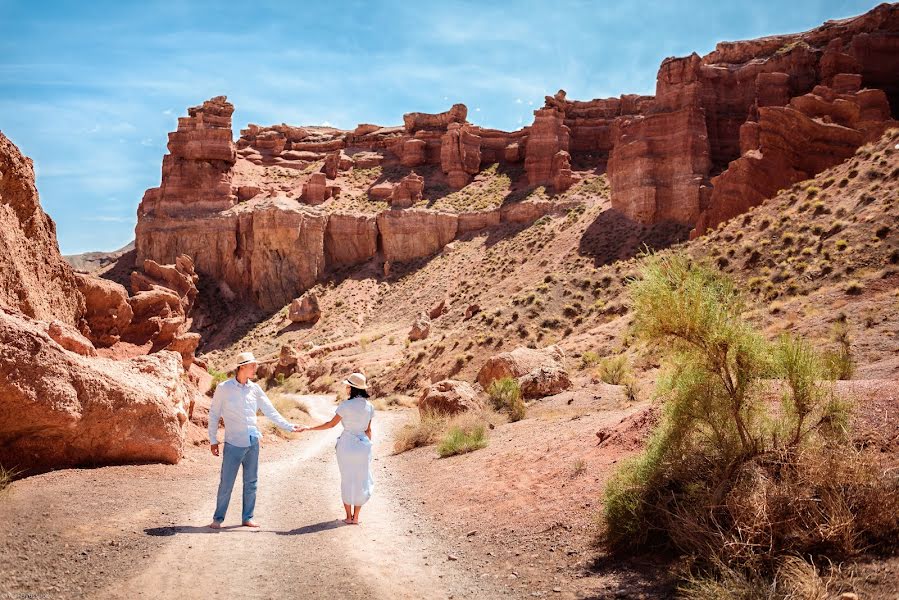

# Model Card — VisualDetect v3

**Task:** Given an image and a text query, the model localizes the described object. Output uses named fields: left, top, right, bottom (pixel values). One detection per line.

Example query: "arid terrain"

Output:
left=2, top=3, right=899, bottom=599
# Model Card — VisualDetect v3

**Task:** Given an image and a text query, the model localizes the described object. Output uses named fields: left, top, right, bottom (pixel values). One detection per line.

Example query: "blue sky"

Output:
left=0, top=0, right=880, bottom=254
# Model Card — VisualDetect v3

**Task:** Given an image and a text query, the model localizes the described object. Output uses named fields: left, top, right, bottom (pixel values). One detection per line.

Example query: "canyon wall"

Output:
left=133, top=3, right=899, bottom=309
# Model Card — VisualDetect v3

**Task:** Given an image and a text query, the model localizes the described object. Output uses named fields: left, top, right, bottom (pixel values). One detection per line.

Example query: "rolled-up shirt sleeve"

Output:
left=256, top=387, right=294, bottom=431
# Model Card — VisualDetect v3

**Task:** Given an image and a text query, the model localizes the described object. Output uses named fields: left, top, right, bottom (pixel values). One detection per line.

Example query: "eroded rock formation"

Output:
left=132, top=4, right=899, bottom=312
left=0, top=136, right=199, bottom=474
left=0, top=132, right=84, bottom=326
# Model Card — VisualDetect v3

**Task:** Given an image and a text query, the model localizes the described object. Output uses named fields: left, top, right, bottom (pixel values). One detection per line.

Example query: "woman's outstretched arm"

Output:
left=300, top=414, right=341, bottom=432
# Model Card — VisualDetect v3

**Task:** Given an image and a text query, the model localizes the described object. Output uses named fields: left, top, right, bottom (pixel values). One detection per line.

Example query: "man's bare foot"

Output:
left=242, top=520, right=260, bottom=528
left=207, top=522, right=222, bottom=529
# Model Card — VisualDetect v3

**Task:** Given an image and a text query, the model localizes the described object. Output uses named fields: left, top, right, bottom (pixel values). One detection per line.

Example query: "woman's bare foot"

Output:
left=242, top=520, right=260, bottom=528
left=350, top=517, right=360, bottom=525
left=207, top=521, right=222, bottom=529
left=342, top=518, right=354, bottom=525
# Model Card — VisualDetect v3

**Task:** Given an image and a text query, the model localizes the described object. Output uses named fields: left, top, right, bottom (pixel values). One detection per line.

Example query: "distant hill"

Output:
left=64, top=240, right=135, bottom=273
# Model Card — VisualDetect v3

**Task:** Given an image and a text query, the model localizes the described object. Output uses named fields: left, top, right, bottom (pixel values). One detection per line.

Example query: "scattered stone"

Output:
left=288, top=292, right=321, bottom=324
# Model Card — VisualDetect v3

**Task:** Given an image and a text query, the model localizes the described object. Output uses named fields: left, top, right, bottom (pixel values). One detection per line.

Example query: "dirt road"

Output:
left=1, top=395, right=504, bottom=600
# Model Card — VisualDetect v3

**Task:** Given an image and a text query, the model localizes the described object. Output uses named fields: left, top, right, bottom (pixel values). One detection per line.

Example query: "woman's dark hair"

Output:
left=349, top=386, right=369, bottom=398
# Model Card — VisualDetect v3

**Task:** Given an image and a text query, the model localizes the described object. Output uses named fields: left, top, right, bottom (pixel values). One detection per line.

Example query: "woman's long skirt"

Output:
left=335, top=432, right=374, bottom=506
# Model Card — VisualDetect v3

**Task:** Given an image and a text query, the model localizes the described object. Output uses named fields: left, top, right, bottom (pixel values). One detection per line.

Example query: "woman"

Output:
left=298, top=372, right=374, bottom=524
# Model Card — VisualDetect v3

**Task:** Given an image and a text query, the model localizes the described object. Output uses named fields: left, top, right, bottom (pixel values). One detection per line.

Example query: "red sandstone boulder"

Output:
left=0, top=308, right=194, bottom=474
left=429, top=298, right=448, bottom=319
left=289, top=292, right=321, bottom=324
left=131, top=255, right=199, bottom=315
left=75, top=273, right=134, bottom=347
left=418, top=380, right=483, bottom=416
left=302, top=172, right=334, bottom=205
left=477, top=345, right=571, bottom=398
left=519, top=366, right=573, bottom=399
left=408, top=313, right=431, bottom=341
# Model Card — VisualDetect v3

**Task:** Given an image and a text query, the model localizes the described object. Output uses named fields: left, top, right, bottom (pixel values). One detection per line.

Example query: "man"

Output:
left=207, top=351, right=302, bottom=528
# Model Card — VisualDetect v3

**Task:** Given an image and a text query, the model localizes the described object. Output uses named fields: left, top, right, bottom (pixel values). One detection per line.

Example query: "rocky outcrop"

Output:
left=138, top=96, right=237, bottom=218
left=324, top=213, right=378, bottom=267
left=404, top=104, right=468, bottom=132
left=377, top=210, right=458, bottom=263
left=606, top=53, right=712, bottom=225
left=0, top=132, right=84, bottom=326
left=130, top=255, right=199, bottom=315
left=408, top=313, right=431, bottom=341
left=390, top=172, right=424, bottom=208
left=524, top=107, right=571, bottom=190
left=440, top=123, right=481, bottom=188
left=476, top=345, right=571, bottom=399
left=418, top=379, right=483, bottom=416
left=289, top=292, right=321, bottom=324
left=695, top=81, right=896, bottom=235
left=0, top=308, right=194, bottom=475
left=75, top=273, right=133, bottom=347
left=137, top=198, right=328, bottom=311
left=131, top=6, right=899, bottom=311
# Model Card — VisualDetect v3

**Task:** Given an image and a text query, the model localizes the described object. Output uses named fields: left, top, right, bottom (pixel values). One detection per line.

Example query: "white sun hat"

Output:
left=342, top=372, right=368, bottom=389
left=231, top=351, right=258, bottom=372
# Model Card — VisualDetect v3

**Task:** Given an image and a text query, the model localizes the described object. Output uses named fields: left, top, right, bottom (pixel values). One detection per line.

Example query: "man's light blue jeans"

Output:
left=213, top=439, right=260, bottom=523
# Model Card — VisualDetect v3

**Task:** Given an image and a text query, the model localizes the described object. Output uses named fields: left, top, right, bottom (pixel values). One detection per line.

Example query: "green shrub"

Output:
left=580, top=351, right=601, bottom=369
left=437, top=424, right=488, bottom=457
left=596, top=355, right=631, bottom=385
left=601, top=253, right=877, bottom=588
left=487, top=377, right=526, bottom=422
left=208, top=369, right=229, bottom=395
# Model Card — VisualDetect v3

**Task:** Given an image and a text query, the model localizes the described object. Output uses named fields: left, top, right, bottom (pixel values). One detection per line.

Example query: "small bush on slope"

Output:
left=487, top=377, right=526, bottom=422
left=601, top=253, right=899, bottom=591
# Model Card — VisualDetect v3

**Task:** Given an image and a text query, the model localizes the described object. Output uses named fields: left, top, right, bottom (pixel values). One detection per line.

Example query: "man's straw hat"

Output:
left=231, top=351, right=258, bottom=372
left=342, top=372, right=368, bottom=389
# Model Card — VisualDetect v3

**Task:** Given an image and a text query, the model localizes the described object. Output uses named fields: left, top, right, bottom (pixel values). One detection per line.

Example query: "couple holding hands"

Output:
left=207, top=352, right=375, bottom=528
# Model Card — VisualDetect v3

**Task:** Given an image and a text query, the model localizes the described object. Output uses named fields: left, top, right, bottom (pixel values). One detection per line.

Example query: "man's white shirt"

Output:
left=208, top=378, right=294, bottom=447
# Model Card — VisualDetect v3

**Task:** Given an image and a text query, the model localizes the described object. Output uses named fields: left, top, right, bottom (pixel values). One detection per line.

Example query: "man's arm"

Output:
left=208, top=384, right=225, bottom=452
left=256, top=388, right=296, bottom=432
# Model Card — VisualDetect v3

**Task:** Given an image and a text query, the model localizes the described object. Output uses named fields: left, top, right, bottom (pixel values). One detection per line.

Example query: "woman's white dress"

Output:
left=335, top=397, right=375, bottom=506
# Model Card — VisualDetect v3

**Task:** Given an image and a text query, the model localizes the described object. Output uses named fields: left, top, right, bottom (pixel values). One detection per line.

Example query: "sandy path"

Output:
left=94, top=395, right=498, bottom=600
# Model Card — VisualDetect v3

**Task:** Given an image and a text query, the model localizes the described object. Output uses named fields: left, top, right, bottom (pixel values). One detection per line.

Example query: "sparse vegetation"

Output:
left=208, top=369, right=229, bottom=395
left=0, top=465, right=18, bottom=495
left=487, top=377, right=526, bottom=422
left=601, top=254, right=896, bottom=592
left=595, top=354, right=631, bottom=385
left=437, top=424, right=488, bottom=457
left=823, top=319, right=855, bottom=380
